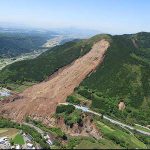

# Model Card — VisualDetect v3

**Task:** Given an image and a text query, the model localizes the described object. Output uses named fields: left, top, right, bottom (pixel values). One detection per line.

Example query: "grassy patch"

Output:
left=67, top=93, right=92, bottom=106
left=75, top=140, right=101, bottom=149
left=97, top=121, right=115, bottom=132
left=2, top=82, right=36, bottom=93
left=66, top=136, right=121, bottom=149
left=97, top=138, right=121, bottom=149
left=76, top=138, right=122, bottom=149
left=12, top=134, right=25, bottom=145
left=96, top=121, right=147, bottom=149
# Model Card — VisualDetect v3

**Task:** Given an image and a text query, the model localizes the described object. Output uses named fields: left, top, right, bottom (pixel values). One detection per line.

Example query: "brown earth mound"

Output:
left=56, top=114, right=102, bottom=139
left=0, top=40, right=109, bottom=122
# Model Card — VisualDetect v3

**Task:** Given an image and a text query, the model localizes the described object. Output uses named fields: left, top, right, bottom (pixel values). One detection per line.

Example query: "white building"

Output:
left=44, top=134, right=53, bottom=145
left=0, top=137, right=11, bottom=149
left=16, top=144, right=21, bottom=149
left=27, top=143, right=33, bottom=148
left=0, top=137, right=9, bottom=143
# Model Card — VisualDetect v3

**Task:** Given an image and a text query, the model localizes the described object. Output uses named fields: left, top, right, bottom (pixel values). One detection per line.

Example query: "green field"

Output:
left=0, top=128, right=24, bottom=145
left=96, top=121, right=147, bottom=149
left=65, top=135, right=121, bottom=149
left=75, top=140, right=103, bottom=149
left=12, top=134, right=25, bottom=145
left=75, top=138, right=121, bottom=149
left=1, top=82, right=36, bottom=93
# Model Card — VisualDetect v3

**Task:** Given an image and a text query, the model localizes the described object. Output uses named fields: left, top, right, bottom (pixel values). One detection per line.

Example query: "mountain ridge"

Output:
left=0, top=32, right=150, bottom=125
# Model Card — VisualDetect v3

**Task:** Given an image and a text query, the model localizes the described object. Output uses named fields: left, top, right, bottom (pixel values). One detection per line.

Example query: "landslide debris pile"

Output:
left=0, top=38, right=109, bottom=122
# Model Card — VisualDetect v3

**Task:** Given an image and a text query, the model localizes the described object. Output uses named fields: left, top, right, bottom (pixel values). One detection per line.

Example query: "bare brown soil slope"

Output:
left=0, top=40, right=109, bottom=122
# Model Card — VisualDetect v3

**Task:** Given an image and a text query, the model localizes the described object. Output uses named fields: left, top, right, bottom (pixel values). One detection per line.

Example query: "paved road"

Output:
left=59, top=103, right=150, bottom=136
left=23, top=122, right=53, bottom=146
left=23, top=122, right=44, bottom=135
left=135, top=123, right=150, bottom=131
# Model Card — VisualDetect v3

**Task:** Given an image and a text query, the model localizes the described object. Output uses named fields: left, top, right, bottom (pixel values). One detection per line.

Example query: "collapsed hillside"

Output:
left=0, top=32, right=150, bottom=125
left=0, top=39, right=109, bottom=122
left=0, top=34, right=111, bottom=83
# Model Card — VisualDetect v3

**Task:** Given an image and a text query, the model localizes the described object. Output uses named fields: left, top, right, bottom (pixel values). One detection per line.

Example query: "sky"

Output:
left=0, top=0, right=150, bottom=34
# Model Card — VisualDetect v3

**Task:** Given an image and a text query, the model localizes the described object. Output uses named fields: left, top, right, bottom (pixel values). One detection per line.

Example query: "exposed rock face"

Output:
left=56, top=114, right=102, bottom=140
left=118, top=101, right=126, bottom=110
left=0, top=40, right=109, bottom=122
left=147, top=125, right=150, bottom=129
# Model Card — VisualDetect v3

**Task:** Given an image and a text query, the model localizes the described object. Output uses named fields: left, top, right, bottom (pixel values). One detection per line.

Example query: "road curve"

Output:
left=23, top=122, right=44, bottom=135
left=59, top=102, right=150, bottom=136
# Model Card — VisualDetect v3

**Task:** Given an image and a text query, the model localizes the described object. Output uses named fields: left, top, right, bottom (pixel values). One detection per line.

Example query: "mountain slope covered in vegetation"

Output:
left=77, top=32, right=150, bottom=125
left=0, top=32, right=150, bottom=125
left=0, top=32, right=53, bottom=57
left=0, top=35, right=110, bottom=84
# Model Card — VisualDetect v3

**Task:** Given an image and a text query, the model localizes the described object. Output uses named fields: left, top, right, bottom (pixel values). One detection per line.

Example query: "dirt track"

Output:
left=0, top=40, right=109, bottom=122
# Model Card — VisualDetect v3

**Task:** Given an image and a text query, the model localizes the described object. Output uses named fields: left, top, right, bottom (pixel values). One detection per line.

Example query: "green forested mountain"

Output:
left=0, top=34, right=110, bottom=83
left=0, top=40, right=91, bottom=83
left=79, top=32, right=150, bottom=125
left=0, top=32, right=150, bottom=125
left=0, top=32, right=53, bottom=57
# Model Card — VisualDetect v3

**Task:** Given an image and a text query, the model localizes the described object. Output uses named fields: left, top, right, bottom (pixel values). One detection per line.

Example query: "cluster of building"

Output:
left=0, top=137, right=10, bottom=149
left=44, top=134, right=53, bottom=145
left=11, top=144, right=21, bottom=149
left=0, top=87, right=11, bottom=97
left=0, top=126, right=54, bottom=149
left=22, top=132, right=36, bottom=149
left=11, top=143, right=35, bottom=149
left=0, top=132, right=37, bottom=149
left=42, top=35, right=64, bottom=48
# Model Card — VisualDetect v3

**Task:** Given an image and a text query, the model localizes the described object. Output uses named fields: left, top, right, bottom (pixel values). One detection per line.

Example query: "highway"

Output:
left=59, top=102, right=150, bottom=136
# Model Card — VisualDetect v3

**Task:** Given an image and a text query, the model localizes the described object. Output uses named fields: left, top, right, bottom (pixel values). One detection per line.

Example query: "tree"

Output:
left=56, top=105, right=75, bottom=114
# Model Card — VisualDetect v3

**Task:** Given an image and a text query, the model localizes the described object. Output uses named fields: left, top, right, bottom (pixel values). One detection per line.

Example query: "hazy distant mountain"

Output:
left=0, top=23, right=100, bottom=38
left=0, top=30, right=56, bottom=57
left=0, top=25, right=101, bottom=58
left=52, top=27, right=101, bottom=38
